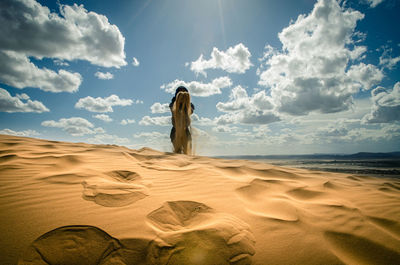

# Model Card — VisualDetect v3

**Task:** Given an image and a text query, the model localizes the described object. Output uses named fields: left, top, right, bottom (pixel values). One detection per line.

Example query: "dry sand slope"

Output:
left=0, top=134, right=399, bottom=265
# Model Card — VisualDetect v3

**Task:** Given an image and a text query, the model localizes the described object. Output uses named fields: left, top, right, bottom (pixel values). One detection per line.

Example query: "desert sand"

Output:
left=0, top=134, right=399, bottom=265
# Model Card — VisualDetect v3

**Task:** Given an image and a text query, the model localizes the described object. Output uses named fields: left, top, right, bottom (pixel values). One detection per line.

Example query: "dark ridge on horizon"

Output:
left=215, top=152, right=400, bottom=160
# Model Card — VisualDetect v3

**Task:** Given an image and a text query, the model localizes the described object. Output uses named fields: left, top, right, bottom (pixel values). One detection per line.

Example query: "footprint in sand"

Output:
left=19, top=225, right=153, bottom=265
left=18, top=225, right=123, bottom=265
left=20, top=202, right=255, bottom=265
left=82, top=170, right=149, bottom=207
left=146, top=200, right=256, bottom=265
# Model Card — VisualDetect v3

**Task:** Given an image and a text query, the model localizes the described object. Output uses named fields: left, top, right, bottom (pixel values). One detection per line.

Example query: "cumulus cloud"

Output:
left=120, top=119, right=136, bottom=125
left=161, top=76, right=232, bottom=97
left=0, top=0, right=126, bottom=67
left=215, top=86, right=280, bottom=125
left=93, top=114, right=112, bottom=122
left=0, top=0, right=126, bottom=93
left=216, top=86, right=274, bottom=113
left=239, top=109, right=281, bottom=124
left=191, top=114, right=214, bottom=126
left=0, top=88, right=49, bottom=113
left=150, top=102, right=170, bottom=113
left=139, top=116, right=171, bottom=126
left=189, top=43, right=252, bottom=77
left=216, top=86, right=250, bottom=112
left=214, top=111, right=280, bottom=126
left=212, top=125, right=238, bottom=133
left=258, top=0, right=384, bottom=116
left=41, top=117, right=104, bottom=136
left=347, top=63, right=384, bottom=90
left=0, top=128, right=40, bottom=137
left=133, top=131, right=168, bottom=140
left=0, top=51, right=82, bottom=93
left=87, top=134, right=130, bottom=145
left=362, top=82, right=400, bottom=123
left=75, top=95, right=133, bottom=112
left=309, top=119, right=400, bottom=144
left=214, top=114, right=237, bottom=126
left=132, top=57, right=140, bottom=67
left=132, top=131, right=170, bottom=149
left=94, top=72, right=114, bottom=80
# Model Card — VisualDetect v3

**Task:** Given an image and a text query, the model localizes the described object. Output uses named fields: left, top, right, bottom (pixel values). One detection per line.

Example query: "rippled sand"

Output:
left=0, top=134, right=399, bottom=264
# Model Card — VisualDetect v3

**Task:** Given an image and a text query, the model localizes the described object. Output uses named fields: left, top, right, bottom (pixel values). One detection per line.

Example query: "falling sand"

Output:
left=0, top=134, right=399, bottom=264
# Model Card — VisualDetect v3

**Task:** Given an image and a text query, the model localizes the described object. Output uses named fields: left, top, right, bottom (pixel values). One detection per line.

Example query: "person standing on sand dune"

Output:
left=169, top=86, right=195, bottom=153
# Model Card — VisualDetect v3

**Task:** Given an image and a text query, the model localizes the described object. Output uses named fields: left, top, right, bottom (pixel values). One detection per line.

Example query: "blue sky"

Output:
left=0, top=0, right=399, bottom=155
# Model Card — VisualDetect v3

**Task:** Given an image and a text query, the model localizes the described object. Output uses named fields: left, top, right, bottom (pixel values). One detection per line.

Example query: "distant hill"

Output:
left=216, top=152, right=400, bottom=160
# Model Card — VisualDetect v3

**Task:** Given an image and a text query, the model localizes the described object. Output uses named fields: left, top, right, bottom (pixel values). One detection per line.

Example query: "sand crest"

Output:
left=0, top=134, right=399, bottom=265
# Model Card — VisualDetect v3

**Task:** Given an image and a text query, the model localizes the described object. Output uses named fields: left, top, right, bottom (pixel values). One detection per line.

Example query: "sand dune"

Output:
left=0, top=135, right=399, bottom=264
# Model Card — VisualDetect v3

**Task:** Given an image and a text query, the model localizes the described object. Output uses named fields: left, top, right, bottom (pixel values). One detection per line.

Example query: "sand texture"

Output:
left=0, top=134, right=399, bottom=265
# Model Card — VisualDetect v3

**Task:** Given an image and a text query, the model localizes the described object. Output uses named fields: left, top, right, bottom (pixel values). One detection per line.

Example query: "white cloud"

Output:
left=212, top=125, right=238, bottom=133
left=363, top=0, right=385, bottom=8
left=216, top=86, right=250, bottom=112
left=0, top=128, right=40, bottom=137
left=362, top=82, right=400, bottom=123
left=379, top=46, right=400, bottom=70
left=53, top=59, right=69, bottom=66
left=252, top=90, right=275, bottom=110
left=315, top=123, right=349, bottom=138
left=93, top=114, right=112, bottom=122
left=139, top=116, right=171, bottom=126
left=347, top=63, right=384, bottom=90
left=216, top=86, right=274, bottom=113
left=16, top=93, right=30, bottom=100
left=87, top=134, right=130, bottom=145
left=133, top=131, right=167, bottom=140
left=191, top=114, right=214, bottom=126
left=381, top=56, right=400, bottom=70
left=161, top=76, right=232, bottom=97
left=132, top=131, right=170, bottom=150
left=258, top=0, right=384, bottom=116
left=215, top=85, right=280, bottom=125
left=0, top=51, right=82, bottom=93
left=0, top=0, right=126, bottom=68
left=214, top=111, right=280, bottom=126
left=191, top=127, right=213, bottom=140
left=189, top=43, right=252, bottom=77
left=75, top=94, right=133, bottom=112
left=150, top=102, right=170, bottom=114
left=309, top=119, right=400, bottom=144
left=239, top=109, right=281, bottom=124
left=214, top=114, right=237, bottom=125
left=42, top=117, right=104, bottom=136
left=132, top=57, right=140, bottom=67
left=120, top=119, right=135, bottom=125
left=94, top=72, right=114, bottom=80
left=0, top=88, right=49, bottom=113
left=381, top=124, right=400, bottom=139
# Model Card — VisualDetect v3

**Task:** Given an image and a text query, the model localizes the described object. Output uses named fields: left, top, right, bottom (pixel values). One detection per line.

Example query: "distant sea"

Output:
left=217, top=152, right=400, bottom=179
